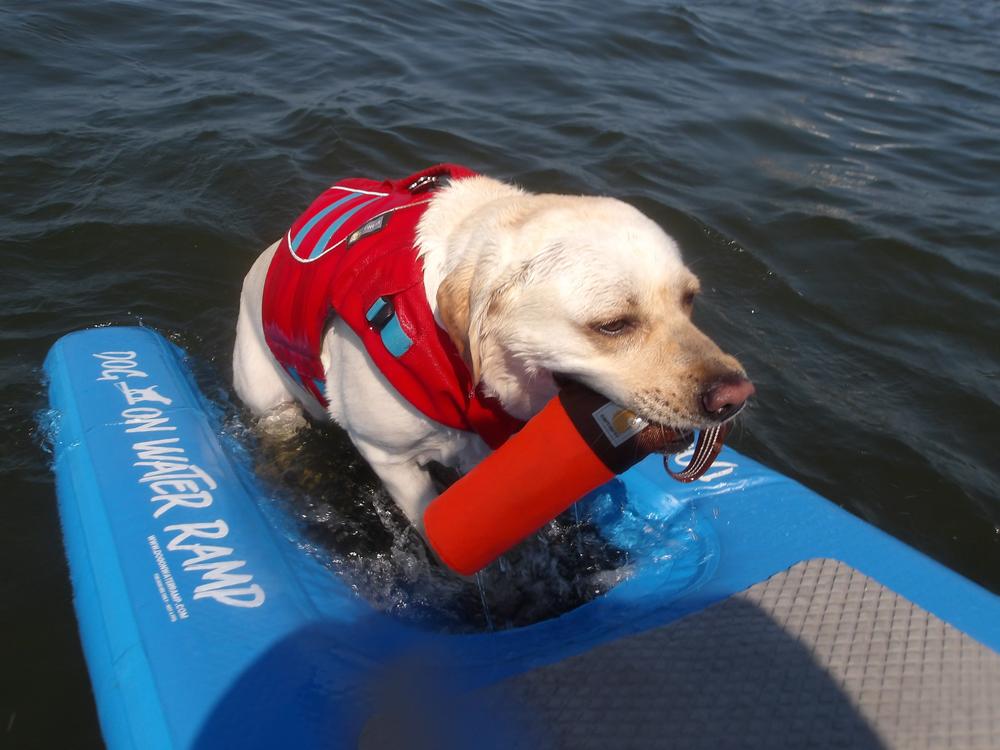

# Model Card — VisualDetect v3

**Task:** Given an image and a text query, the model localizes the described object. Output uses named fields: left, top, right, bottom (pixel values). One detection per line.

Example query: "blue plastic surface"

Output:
left=44, top=327, right=1000, bottom=749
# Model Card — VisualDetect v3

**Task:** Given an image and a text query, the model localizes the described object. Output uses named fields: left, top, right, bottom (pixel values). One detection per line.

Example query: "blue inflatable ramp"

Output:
left=44, top=327, right=1000, bottom=749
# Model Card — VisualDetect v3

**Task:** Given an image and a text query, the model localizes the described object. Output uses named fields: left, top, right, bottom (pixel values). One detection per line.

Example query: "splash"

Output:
left=188, top=352, right=713, bottom=633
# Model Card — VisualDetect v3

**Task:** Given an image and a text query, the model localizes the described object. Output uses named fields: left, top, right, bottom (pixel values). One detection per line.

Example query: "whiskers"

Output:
left=721, top=400, right=753, bottom=443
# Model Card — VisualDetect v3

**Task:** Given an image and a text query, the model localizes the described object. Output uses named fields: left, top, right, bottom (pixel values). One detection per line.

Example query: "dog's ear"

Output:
left=437, top=264, right=484, bottom=383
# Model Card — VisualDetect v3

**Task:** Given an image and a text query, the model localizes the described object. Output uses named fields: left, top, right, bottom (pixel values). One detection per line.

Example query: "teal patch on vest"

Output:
left=366, top=297, right=389, bottom=323
left=312, top=377, right=326, bottom=396
left=380, top=314, right=413, bottom=357
left=285, top=365, right=304, bottom=388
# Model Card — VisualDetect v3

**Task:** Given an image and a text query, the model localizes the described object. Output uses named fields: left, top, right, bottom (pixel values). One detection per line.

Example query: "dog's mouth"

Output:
left=552, top=371, right=692, bottom=455
left=551, top=371, right=732, bottom=482
left=637, top=425, right=695, bottom=456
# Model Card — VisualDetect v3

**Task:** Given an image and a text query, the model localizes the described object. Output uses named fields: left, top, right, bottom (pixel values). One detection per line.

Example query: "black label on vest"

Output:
left=347, top=212, right=389, bottom=247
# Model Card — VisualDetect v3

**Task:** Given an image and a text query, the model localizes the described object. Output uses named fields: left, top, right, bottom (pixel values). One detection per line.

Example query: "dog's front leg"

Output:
left=366, top=458, right=440, bottom=532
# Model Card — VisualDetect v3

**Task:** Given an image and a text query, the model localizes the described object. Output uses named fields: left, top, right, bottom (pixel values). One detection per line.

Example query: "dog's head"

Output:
left=436, top=194, right=753, bottom=433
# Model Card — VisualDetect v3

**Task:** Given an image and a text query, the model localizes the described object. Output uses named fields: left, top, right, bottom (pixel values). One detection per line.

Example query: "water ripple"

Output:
left=2, top=1, right=999, bottom=739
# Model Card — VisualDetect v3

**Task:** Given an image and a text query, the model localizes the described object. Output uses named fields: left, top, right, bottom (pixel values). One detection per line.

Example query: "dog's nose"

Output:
left=701, top=374, right=755, bottom=420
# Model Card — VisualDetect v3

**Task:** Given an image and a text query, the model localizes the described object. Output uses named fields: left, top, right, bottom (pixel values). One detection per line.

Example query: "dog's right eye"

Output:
left=594, top=317, right=633, bottom=336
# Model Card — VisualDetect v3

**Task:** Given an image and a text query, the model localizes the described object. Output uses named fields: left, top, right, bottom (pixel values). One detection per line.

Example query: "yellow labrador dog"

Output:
left=233, top=168, right=753, bottom=529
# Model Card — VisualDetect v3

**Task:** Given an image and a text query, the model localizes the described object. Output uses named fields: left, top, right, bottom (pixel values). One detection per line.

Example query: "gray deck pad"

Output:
left=481, top=558, right=1000, bottom=749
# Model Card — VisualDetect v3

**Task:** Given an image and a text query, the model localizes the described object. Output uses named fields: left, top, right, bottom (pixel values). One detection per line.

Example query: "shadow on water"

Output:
left=0, top=477, right=104, bottom=750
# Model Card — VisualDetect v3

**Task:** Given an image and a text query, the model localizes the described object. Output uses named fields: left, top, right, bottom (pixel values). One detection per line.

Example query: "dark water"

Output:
left=3, top=0, right=999, bottom=745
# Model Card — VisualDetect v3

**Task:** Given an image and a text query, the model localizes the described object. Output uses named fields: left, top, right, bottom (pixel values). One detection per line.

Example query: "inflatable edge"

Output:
left=45, top=329, right=177, bottom=750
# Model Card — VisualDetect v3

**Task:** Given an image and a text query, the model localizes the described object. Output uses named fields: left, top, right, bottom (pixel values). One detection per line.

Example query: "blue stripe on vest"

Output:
left=312, top=377, right=326, bottom=397
left=285, top=365, right=305, bottom=389
left=290, top=193, right=360, bottom=254
left=307, top=196, right=380, bottom=259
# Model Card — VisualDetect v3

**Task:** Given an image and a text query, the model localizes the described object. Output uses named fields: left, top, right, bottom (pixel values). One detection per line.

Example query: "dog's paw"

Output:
left=256, top=402, right=308, bottom=440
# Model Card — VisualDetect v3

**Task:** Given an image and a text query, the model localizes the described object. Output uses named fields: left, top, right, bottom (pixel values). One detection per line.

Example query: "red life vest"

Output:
left=261, top=164, right=524, bottom=449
